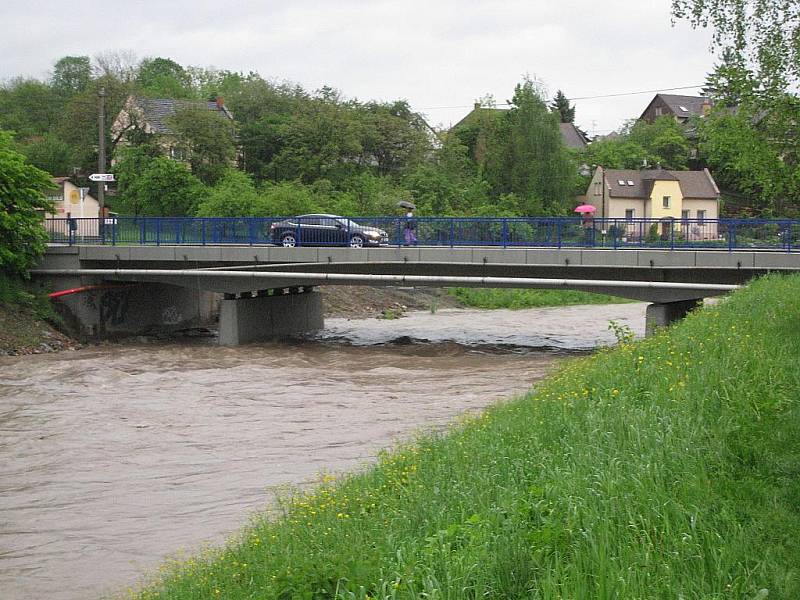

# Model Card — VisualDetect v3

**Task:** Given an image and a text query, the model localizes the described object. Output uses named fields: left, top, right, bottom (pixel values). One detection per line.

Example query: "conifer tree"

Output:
left=549, top=90, right=575, bottom=123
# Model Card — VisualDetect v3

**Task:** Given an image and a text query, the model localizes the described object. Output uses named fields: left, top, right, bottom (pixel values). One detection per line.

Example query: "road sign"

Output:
left=89, top=173, right=115, bottom=182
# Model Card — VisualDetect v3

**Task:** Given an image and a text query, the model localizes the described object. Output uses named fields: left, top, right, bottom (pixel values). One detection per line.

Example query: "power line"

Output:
left=416, top=84, right=705, bottom=110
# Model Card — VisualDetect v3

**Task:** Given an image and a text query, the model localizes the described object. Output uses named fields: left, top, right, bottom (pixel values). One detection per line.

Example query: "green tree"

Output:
left=113, top=152, right=206, bottom=216
left=0, top=78, right=61, bottom=139
left=550, top=90, right=575, bottom=123
left=259, top=180, right=321, bottom=216
left=136, top=57, right=192, bottom=98
left=483, top=79, right=574, bottom=214
left=672, top=0, right=800, bottom=95
left=51, top=55, right=93, bottom=98
left=404, top=136, right=489, bottom=215
left=586, top=118, right=691, bottom=170
left=359, top=100, right=431, bottom=177
left=0, top=130, right=54, bottom=276
left=702, top=47, right=760, bottom=107
left=169, top=106, right=237, bottom=185
left=21, top=134, right=73, bottom=176
left=698, top=107, right=800, bottom=216
left=58, top=74, right=136, bottom=175
left=195, top=169, right=269, bottom=216
left=627, top=117, right=692, bottom=169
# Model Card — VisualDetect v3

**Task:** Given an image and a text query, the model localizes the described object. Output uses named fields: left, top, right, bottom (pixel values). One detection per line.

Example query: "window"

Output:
left=593, top=182, right=601, bottom=196
left=627, top=180, right=634, bottom=186
left=618, top=179, right=626, bottom=186
left=169, top=146, right=186, bottom=161
left=625, top=209, right=635, bottom=221
left=678, top=105, right=689, bottom=113
left=655, top=107, right=663, bottom=116
left=697, top=210, right=706, bottom=224
left=662, top=196, right=671, bottom=208
left=681, top=209, right=690, bottom=223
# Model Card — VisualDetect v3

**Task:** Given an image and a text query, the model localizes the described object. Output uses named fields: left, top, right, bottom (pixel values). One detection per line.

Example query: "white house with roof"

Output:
left=110, top=95, right=236, bottom=160
left=585, top=166, right=721, bottom=239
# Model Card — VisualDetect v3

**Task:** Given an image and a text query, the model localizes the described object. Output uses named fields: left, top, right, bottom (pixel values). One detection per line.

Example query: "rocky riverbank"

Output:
left=0, top=303, right=81, bottom=356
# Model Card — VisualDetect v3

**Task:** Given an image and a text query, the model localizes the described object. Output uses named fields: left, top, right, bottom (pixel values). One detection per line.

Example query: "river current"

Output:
left=0, top=303, right=645, bottom=600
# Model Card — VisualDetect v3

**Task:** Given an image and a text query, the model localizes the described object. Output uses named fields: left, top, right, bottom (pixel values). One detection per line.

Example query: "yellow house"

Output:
left=585, top=167, right=721, bottom=239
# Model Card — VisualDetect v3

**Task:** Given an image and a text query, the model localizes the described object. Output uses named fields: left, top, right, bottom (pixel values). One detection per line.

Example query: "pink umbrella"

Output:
left=574, top=204, right=597, bottom=213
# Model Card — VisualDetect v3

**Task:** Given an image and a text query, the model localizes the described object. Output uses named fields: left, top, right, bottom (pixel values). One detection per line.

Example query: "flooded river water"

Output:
left=0, top=302, right=645, bottom=600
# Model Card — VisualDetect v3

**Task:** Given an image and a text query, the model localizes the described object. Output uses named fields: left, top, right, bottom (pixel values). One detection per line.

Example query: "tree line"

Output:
left=0, top=54, right=589, bottom=219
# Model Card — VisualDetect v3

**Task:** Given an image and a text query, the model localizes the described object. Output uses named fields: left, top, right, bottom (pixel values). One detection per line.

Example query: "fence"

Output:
left=44, top=216, right=800, bottom=252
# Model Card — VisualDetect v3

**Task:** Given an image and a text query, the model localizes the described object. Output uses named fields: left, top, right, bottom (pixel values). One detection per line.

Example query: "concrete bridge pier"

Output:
left=645, top=299, right=701, bottom=336
left=218, top=287, right=323, bottom=345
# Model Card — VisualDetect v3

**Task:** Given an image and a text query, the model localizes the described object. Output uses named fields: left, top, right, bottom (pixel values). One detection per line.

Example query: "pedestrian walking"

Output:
left=403, top=209, right=418, bottom=246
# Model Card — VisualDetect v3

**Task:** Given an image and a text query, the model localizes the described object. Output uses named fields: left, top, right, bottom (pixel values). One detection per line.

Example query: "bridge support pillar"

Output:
left=219, top=288, right=323, bottom=345
left=645, top=299, right=701, bottom=336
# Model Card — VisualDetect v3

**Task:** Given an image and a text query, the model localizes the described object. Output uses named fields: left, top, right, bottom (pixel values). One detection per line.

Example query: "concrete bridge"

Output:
left=35, top=244, right=800, bottom=344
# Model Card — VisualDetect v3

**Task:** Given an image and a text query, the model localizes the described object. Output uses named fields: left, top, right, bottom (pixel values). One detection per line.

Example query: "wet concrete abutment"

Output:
left=645, top=299, right=701, bottom=336
left=218, top=288, right=323, bottom=345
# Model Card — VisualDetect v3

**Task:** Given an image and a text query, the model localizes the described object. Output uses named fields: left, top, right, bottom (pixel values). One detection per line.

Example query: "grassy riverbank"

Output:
left=136, top=274, right=799, bottom=599
left=448, top=287, right=630, bottom=309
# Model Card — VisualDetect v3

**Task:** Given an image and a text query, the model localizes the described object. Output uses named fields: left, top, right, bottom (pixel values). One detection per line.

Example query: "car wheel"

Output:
left=349, top=234, right=365, bottom=248
left=281, top=233, right=297, bottom=248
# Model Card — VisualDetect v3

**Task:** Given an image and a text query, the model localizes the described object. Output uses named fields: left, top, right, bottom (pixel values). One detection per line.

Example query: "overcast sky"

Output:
left=1, top=0, right=716, bottom=135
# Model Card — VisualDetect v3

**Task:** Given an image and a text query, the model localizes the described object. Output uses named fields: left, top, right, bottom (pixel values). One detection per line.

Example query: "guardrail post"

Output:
left=788, top=223, right=793, bottom=253
left=112, top=219, right=117, bottom=245
left=156, top=218, right=161, bottom=246
left=728, top=221, right=735, bottom=252
left=502, top=219, right=508, bottom=248
left=175, top=220, right=181, bottom=245
left=450, top=219, right=455, bottom=248
left=670, top=221, right=675, bottom=250
left=248, top=220, right=254, bottom=246
left=201, top=219, right=207, bottom=246
left=557, top=220, right=562, bottom=249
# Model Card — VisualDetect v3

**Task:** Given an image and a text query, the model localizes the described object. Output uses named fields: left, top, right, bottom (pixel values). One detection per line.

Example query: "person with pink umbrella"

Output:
left=574, top=204, right=596, bottom=244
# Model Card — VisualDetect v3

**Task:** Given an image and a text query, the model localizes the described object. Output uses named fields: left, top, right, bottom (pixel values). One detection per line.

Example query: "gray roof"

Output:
left=655, top=94, right=709, bottom=118
left=134, top=97, right=234, bottom=134
left=604, top=168, right=719, bottom=199
left=559, top=122, right=589, bottom=149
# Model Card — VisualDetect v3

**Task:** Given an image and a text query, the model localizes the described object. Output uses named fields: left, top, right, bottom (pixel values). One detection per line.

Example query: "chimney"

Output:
left=216, top=96, right=225, bottom=109
left=474, top=102, right=481, bottom=110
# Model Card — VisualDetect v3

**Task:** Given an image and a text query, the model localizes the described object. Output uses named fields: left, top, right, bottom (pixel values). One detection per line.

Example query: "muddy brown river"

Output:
left=0, top=303, right=645, bottom=600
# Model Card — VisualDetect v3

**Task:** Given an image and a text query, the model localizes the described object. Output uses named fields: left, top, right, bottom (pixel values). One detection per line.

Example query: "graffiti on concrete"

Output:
left=98, top=290, right=129, bottom=326
left=162, top=306, right=183, bottom=326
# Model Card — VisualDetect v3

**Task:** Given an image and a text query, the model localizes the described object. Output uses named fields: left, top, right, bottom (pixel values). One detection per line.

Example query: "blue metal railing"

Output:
left=43, top=216, right=800, bottom=252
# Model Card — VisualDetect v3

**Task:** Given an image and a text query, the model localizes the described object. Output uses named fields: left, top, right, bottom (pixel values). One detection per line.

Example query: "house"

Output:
left=45, top=177, right=101, bottom=238
left=639, top=94, right=712, bottom=124
left=111, top=95, right=236, bottom=160
left=46, top=177, right=100, bottom=219
left=450, top=103, right=590, bottom=159
left=559, top=122, right=590, bottom=150
left=585, top=166, right=721, bottom=239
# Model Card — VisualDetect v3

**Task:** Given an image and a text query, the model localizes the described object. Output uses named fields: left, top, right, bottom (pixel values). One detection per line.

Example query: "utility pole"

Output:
left=98, top=86, right=106, bottom=240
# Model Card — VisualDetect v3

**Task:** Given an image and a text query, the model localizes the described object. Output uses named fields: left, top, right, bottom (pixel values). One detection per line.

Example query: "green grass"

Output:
left=448, top=287, right=631, bottom=309
left=134, top=274, right=800, bottom=599
left=0, top=273, right=60, bottom=323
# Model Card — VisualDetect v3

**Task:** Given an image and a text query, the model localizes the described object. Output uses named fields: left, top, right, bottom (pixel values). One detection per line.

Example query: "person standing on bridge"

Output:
left=403, top=209, right=418, bottom=246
